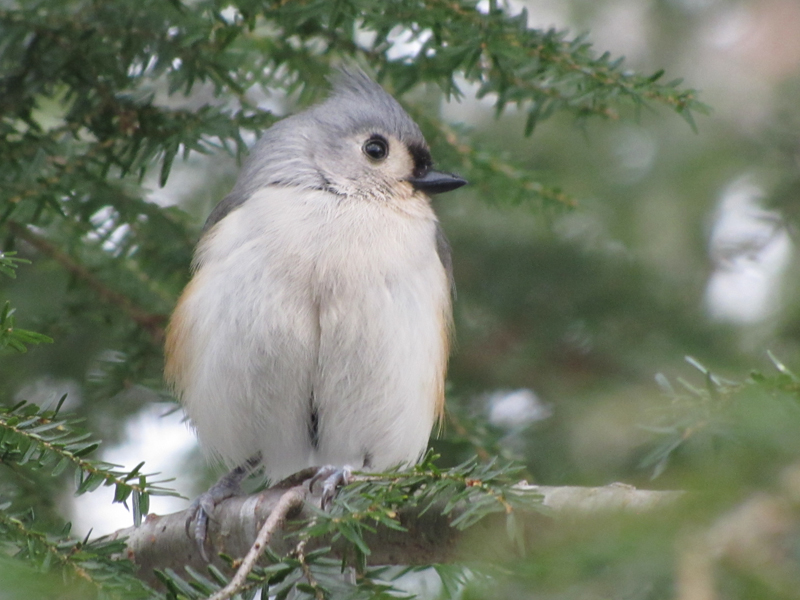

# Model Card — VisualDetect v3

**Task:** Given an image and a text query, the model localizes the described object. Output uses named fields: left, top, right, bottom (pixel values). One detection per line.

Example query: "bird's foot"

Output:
left=309, top=465, right=354, bottom=510
left=186, top=485, right=233, bottom=562
left=186, top=454, right=261, bottom=561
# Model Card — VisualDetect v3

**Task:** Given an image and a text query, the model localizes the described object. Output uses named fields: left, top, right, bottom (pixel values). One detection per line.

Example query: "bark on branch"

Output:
left=108, top=481, right=683, bottom=587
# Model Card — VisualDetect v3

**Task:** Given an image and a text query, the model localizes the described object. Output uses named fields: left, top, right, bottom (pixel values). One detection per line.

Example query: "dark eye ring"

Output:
left=363, top=136, right=388, bottom=161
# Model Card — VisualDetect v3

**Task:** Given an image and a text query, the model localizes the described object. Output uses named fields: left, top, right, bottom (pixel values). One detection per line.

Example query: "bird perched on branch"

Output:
left=164, top=68, right=466, bottom=553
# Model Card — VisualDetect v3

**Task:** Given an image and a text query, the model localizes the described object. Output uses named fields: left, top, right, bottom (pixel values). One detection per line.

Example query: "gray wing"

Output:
left=435, top=222, right=456, bottom=298
left=202, top=188, right=250, bottom=234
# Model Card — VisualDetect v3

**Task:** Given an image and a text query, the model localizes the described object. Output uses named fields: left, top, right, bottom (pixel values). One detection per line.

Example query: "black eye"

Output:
left=363, top=136, right=388, bottom=161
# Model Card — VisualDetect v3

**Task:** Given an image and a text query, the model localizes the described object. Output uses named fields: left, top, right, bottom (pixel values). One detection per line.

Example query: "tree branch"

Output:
left=7, top=221, right=167, bottom=341
left=109, top=482, right=684, bottom=587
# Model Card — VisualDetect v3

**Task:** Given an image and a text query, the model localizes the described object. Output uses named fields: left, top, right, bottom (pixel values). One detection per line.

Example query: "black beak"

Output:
left=408, top=170, right=468, bottom=194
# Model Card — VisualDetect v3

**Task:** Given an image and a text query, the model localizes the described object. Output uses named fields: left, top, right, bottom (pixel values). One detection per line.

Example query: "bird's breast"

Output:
left=172, top=185, right=451, bottom=474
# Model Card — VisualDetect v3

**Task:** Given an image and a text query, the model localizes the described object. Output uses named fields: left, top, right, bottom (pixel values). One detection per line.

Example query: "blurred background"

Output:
left=3, top=0, right=800, bottom=583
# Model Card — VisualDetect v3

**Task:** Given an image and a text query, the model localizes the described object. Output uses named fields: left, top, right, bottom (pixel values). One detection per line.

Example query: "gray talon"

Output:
left=186, top=454, right=261, bottom=561
left=310, top=465, right=354, bottom=509
left=185, top=499, right=212, bottom=561
left=185, top=486, right=229, bottom=561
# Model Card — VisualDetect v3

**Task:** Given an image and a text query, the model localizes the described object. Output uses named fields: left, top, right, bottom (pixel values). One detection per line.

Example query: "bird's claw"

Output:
left=185, top=496, right=214, bottom=562
left=310, top=465, right=354, bottom=509
left=186, top=462, right=351, bottom=559
left=185, top=457, right=258, bottom=561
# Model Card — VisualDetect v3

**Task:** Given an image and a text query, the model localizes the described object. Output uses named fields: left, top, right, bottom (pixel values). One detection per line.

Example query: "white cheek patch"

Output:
left=381, top=135, right=416, bottom=180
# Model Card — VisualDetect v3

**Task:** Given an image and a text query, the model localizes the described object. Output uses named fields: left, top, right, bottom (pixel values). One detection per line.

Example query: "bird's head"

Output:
left=237, top=68, right=467, bottom=204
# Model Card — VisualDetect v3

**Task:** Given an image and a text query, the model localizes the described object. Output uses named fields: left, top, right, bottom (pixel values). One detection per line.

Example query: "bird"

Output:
left=164, top=68, right=466, bottom=551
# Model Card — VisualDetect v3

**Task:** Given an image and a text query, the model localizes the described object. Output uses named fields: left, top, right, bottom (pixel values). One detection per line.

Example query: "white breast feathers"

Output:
left=165, top=186, right=451, bottom=480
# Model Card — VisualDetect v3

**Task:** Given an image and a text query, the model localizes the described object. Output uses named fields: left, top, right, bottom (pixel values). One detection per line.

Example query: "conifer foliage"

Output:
left=4, top=1, right=798, bottom=599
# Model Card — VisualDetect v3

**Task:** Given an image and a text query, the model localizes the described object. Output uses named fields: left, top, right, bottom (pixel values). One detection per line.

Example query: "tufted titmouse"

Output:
left=164, top=69, right=466, bottom=538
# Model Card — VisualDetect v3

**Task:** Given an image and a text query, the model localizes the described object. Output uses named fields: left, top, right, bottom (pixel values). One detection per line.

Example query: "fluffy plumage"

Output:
left=165, top=69, right=459, bottom=481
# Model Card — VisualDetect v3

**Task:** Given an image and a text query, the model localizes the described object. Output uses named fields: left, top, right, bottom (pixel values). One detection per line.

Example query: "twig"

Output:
left=6, top=221, right=167, bottom=342
left=293, top=523, right=325, bottom=600
left=208, top=486, right=308, bottom=600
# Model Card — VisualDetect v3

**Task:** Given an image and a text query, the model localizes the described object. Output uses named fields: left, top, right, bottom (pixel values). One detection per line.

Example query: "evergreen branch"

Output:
left=0, top=509, right=153, bottom=598
left=114, top=468, right=683, bottom=587
left=292, top=534, right=326, bottom=600
left=7, top=221, right=168, bottom=342
left=0, top=0, right=705, bottom=221
left=419, top=115, right=577, bottom=209
left=0, top=251, right=28, bottom=278
left=353, top=0, right=707, bottom=126
left=0, top=301, right=53, bottom=354
left=642, top=355, right=800, bottom=479
left=0, top=252, right=53, bottom=353
left=0, top=509, right=96, bottom=585
left=300, top=454, right=542, bottom=565
left=0, top=400, right=180, bottom=527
